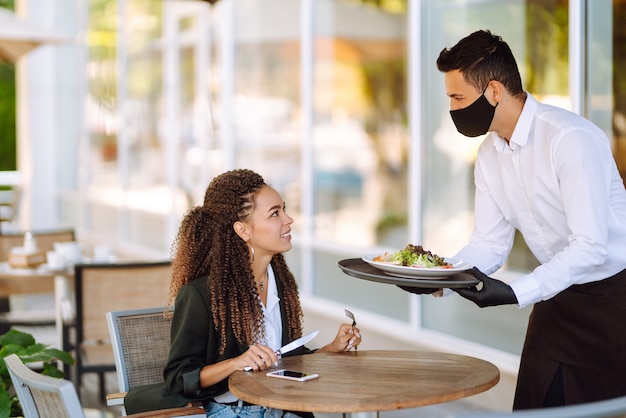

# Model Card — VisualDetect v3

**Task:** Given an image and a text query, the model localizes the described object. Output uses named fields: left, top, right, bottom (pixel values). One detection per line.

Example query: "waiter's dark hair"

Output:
left=437, top=29, right=525, bottom=99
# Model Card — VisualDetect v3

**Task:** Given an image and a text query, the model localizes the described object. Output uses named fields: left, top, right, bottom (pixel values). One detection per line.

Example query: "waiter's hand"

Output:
left=452, top=267, right=518, bottom=307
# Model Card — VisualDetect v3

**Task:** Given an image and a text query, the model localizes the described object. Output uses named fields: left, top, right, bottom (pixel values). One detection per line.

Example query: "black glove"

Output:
left=396, top=285, right=439, bottom=295
left=452, top=267, right=518, bottom=307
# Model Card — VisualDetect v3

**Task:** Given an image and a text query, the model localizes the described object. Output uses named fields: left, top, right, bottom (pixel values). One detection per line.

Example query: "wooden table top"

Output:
left=229, top=349, right=500, bottom=414
left=0, top=262, right=73, bottom=296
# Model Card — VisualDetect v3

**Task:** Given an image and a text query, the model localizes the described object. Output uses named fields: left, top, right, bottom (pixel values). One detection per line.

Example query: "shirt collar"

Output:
left=265, top=264, right=280, bottom=311
left=491, top=92, right=538, bottom=152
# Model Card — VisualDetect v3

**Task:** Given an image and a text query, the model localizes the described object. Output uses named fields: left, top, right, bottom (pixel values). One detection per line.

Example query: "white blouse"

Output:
left=214, top=264, right=282, bottom=403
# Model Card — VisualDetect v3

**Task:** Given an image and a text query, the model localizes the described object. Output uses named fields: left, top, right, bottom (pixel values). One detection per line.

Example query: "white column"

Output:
left=16, top=0, right=80, bottom=231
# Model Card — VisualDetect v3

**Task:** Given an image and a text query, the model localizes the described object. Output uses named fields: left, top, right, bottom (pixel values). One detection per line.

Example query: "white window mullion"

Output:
left=116, top=0, right=129, bottom=240
left=569, top=0, right=586, bottom=116
left=408, top=0, right=423, bottom=330
left=219, top=0, right=235, bottom=170
left=299, top=0, right=314, bottom=295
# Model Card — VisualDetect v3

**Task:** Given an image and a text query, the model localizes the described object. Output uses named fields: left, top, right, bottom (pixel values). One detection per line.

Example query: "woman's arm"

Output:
left=165, top=278, right=280, bottom=397
left=164, top=280, right=223, bottom=398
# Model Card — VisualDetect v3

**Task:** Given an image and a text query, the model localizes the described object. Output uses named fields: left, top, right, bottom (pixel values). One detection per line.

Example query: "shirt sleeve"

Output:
left=511, top=125, right=612, bottom=307
left=454, top=150, right=516, bottom=275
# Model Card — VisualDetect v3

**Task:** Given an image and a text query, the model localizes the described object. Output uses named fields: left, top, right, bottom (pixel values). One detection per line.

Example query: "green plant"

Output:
left=0, top=329, right=75, bottom=418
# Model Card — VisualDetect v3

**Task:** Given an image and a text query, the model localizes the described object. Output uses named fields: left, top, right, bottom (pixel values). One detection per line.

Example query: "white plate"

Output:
left=362, top=254, right=472, bottom=279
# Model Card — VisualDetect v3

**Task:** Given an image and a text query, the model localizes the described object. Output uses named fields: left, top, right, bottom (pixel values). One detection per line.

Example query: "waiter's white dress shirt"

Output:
left=454, top=94, right=626, bottom=308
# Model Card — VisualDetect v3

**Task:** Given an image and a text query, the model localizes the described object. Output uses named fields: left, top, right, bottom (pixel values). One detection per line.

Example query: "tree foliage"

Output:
left=0, top=0, right=16, bottom=171
left=0, top=64, right=16, bottom=171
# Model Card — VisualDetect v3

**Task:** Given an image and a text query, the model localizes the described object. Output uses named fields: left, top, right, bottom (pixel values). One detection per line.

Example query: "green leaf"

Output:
left=41, top=362, right=64, bottom=378
left=23, top=343, right=49, bottom=354
left=20, top=348, right=74, bottom=366
left=0, top=388, right=11, bottom=418
left=0, top=330, right=35, bottom=348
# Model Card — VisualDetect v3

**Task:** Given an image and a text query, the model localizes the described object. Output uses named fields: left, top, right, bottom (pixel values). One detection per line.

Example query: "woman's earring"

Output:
left=248, top=243, right=255, bottom=262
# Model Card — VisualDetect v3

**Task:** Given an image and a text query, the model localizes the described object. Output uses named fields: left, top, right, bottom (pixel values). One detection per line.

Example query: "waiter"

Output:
left=401, top=29, right=626, bottom=410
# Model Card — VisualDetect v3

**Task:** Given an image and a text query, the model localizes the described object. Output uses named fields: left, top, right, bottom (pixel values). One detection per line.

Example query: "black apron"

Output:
left=513, top=268, right=626, bottom=409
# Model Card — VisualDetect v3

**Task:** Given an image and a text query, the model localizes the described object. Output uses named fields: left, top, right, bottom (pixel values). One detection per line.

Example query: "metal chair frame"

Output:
left=105, top=306, right=172, bottom=407
left=106, top=306, right=205, bottom=417
left=455, top=397, right=626, bottom=418
left=6, top=352, right=205, bottom=418
left=5, top=353, right=85, bottom=418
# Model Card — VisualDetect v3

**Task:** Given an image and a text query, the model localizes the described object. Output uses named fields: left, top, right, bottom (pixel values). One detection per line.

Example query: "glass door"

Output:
left=586, top=0, right=626, bottom=182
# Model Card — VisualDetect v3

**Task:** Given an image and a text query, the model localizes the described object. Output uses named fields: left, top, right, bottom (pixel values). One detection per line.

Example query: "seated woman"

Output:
left=163, top=169, right=360, bottom=418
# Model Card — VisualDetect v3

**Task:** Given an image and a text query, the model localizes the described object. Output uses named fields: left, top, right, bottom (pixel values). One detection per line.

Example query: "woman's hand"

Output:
left=237, top=344, right=279, bottom=371
left=199, top=343, right=278, bottom=386
left=317, top=323, right=362, bottom=353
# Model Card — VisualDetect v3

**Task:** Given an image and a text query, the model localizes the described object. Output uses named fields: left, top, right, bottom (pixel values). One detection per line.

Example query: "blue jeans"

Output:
left=205, top=402, right=301, bottom=418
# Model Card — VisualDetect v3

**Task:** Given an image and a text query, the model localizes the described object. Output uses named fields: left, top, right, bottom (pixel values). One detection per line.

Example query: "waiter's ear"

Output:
left=487, top=80, right=505, bottom=104
left=233, top=221, right=249, bottom=241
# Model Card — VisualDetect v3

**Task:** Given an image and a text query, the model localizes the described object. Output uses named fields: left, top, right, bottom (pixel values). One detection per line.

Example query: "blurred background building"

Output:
left=1, top=0, right=625, bottom=409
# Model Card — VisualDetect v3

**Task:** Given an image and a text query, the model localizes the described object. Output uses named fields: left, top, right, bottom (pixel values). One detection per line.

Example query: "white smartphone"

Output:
left=266, top=369, right=319, bottom=382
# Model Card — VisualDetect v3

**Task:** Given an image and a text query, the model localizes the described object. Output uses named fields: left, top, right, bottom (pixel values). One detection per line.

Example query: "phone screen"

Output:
left=266, top=369, right=319, bottom=381
left=277, top=370, right=307, bottom=378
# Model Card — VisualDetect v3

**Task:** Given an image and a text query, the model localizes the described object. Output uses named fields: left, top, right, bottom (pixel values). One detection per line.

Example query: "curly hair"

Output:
left=436, top=29, right=525, bottom=100
left=167, top=169, right=304, bottom=354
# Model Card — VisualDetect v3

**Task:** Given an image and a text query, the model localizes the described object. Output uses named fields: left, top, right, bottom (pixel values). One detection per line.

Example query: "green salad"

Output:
left=391, top=244, right=450, bottom=268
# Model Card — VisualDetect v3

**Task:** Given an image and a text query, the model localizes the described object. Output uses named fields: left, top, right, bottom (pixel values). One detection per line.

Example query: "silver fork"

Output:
left=344, top=309, right=357, bottom=351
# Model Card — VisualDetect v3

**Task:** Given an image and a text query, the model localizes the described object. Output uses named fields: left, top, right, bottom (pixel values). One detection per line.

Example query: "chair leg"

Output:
left=0, top=298, right=11, bottom=335
left=62, top=322, right=76, bottom=378
left=99, top=371, right=106, bottom=402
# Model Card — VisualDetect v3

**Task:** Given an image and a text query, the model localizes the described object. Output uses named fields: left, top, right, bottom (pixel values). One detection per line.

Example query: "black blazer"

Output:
left=125, top=265, right=313, bottom=415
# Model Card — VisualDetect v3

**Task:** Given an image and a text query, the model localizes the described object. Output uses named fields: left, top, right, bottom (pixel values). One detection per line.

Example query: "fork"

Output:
left=344, top=309, right=357, bottom=351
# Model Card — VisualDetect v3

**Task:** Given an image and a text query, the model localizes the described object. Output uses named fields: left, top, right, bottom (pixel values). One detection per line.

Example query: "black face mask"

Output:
left=449, top=90, right=498, bottom=137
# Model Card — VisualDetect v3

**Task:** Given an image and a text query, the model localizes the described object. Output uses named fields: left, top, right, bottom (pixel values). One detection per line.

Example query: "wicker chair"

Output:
left=105, top=306, right=204, bottom=417
left=63, top=261, right=172, bottom=403
left=105, top=307, right=172, bottom=407
left=5, top=353, right=86, bottom=418
left=5, top=353, right=205, bottom=418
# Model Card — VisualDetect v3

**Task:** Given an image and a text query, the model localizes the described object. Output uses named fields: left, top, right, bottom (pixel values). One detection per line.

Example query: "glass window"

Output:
left=587, top=0, right=626, bottom=182
left=233, top=0, right=303, bottom=216
left=86, top=0, right=207, bottom=248
left=310, top=0, right=409, bottom=248
left=308, top=0, right=410, bottom=317
left=77, top=0, right=624, bottom=357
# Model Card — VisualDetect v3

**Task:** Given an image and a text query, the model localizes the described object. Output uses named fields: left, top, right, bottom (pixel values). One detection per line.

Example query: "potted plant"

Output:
left=0, top=329, right=75, bottom=418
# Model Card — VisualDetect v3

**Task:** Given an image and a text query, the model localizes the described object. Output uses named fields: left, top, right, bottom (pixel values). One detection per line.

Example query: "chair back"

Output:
left=4, top=353, right=86, bottom=418
left=454, top=396, right=626, bottom=418
left=75, top=261, right=172, bottom=346
left=106, top=306, right=173, bottom=393
left=67, top=260, right=172, bottom=396
left=0, top=228, right=75, bottom=262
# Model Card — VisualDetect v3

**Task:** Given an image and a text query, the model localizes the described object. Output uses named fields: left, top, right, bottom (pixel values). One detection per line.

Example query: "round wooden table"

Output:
left=229, top=349, right=500, bottom=418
